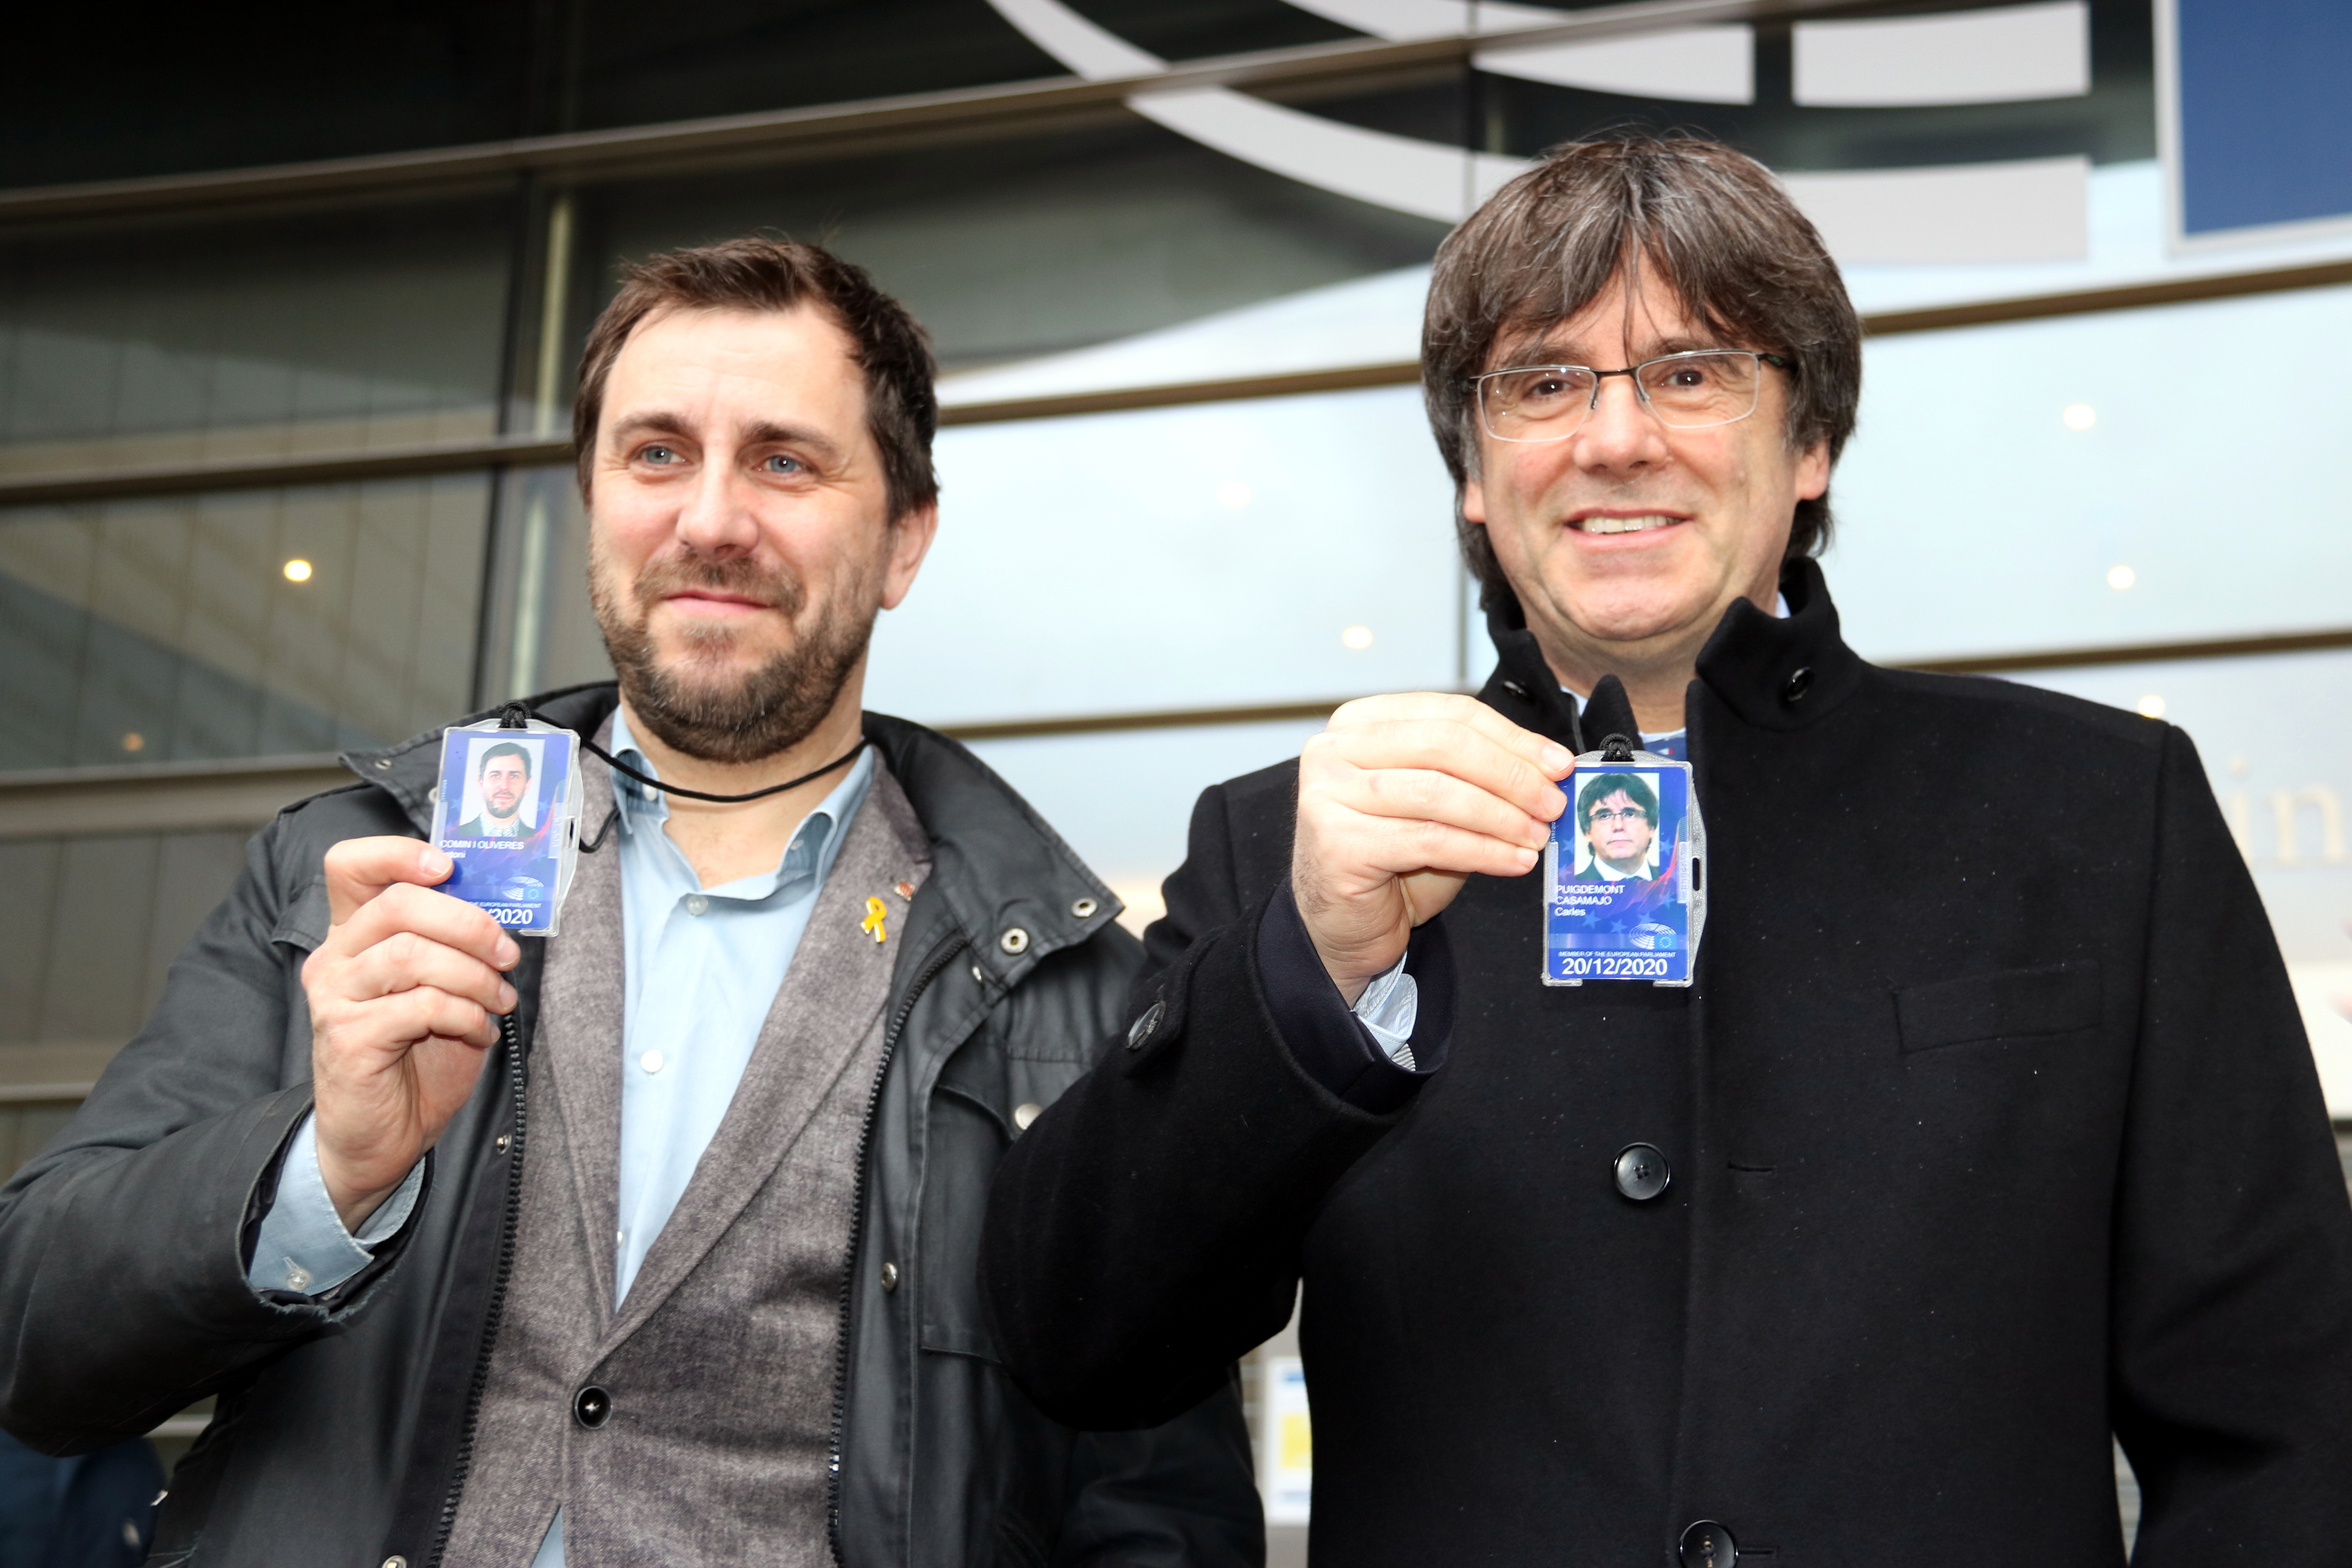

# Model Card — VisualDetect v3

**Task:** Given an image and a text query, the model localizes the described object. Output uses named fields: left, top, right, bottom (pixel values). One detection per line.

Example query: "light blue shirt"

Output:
left=251, top=711, right=873, bottom=1568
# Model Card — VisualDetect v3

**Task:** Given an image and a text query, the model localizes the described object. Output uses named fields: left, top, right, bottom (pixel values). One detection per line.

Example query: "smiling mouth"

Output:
left=1574, top=513, right=1682, bottom=535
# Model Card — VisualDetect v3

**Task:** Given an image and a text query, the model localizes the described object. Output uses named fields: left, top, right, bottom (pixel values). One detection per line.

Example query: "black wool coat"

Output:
left=982, top=562, right=2352, bottom=1567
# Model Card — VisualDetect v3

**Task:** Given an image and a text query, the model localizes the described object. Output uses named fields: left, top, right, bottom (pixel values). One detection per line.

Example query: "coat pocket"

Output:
left=1894, top=961, right=2101, bottom=1054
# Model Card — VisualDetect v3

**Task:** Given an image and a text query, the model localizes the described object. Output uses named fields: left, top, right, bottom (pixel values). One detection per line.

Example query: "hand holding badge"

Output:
left=1542, top=734, right=1706, bottom=986
left=432, top=708, right=583, bottom=936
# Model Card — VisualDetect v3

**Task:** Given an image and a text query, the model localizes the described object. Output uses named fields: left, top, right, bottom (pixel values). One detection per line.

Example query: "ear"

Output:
left=879, top=500, right=939, bottom=611
left=1793, top=438, right=1830, bottom=502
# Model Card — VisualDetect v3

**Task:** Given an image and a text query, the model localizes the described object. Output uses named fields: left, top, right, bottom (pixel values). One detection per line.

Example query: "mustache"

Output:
left=634, top=552, right=806, bottom=618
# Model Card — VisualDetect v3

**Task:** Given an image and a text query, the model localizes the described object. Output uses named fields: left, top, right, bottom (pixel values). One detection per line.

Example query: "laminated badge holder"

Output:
left=1541, top=732, right=1708, bottom=988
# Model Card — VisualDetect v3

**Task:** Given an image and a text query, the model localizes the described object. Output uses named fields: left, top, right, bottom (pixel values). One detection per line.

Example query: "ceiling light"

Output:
left=1341, top=625, right=1374, bottom=650
left=2106, top=564, right=2135, bottom=591
left=283, top=558, right=314, bottom=582
left=2062, top=404, right=2097, bottom=431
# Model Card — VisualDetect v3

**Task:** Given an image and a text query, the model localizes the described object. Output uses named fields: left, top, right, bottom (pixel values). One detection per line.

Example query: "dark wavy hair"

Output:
left=1424, top=137, right=1863, bottom=611
left=1577, top=770, right=1657, bottom=831
left=573, top=236, right=939, bottom=522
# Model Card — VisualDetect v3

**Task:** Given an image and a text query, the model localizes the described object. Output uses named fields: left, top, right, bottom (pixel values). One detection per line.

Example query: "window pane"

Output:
left=0, top=827, right=251, bottom=1062
left=576, top=118, right=1447, bottom=375
left=0, top=475, right=491, bottom=772
left=866, top=385, right=1461, bottom=725
left=1826, top=284, right=2352, bottom=664
left=965, top=716, right=1332, bottom=929
left=0, top=198, right=513, bottom=479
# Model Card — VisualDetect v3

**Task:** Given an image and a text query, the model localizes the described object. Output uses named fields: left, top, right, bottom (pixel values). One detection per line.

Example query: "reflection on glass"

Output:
left=581, top=118, right=1446, bottom=373
left=866, top=384, right=1460, bottom=726
left=0, top=827, right=251, bottom=1051
left=1828, top=282, right=2352, bottom=663
left=0, top=198, right=511, bottom=478
left=0, top=475, right=489, bottom=771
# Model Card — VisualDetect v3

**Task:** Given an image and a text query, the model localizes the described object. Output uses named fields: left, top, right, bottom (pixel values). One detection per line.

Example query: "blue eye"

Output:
left=763, top=454, right=802, bottom=475
left=639, top=444, right=678, bottom=465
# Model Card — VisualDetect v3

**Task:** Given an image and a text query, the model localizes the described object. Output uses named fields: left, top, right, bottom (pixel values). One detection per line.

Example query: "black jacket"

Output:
left=983, top=563, right=2352, bottom=1567
left=0, top=684, right=1260, bottom=1568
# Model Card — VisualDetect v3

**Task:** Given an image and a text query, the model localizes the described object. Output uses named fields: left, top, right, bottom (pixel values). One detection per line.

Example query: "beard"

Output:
left=590, top=546, right=877, bottom=765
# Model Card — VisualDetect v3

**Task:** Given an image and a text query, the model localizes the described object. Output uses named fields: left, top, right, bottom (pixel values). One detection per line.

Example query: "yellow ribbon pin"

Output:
left=861, top=896, right=889, bottom=944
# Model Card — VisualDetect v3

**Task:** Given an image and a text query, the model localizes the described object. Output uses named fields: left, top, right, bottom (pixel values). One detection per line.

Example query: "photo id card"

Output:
left=1542, top=750, right=1707, bottom=987
left=432, top=717, right=583, bottom=936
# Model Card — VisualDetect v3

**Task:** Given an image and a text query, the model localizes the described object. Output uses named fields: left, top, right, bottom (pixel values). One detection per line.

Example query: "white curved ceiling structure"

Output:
left=985, top=0, right=2091, bottom=260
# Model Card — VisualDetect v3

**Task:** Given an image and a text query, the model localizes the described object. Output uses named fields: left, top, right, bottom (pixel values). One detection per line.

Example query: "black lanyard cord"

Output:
left=578, top=731, right=870, bottom=805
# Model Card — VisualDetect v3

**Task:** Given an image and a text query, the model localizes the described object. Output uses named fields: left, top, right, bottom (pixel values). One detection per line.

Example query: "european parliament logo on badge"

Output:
left=1542, top=738, right=1707, bottom=987
left=432, top=715, right=583, bottom=936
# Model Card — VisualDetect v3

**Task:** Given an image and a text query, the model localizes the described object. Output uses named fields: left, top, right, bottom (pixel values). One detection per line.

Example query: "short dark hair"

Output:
left=573, top=236, right=940, bottom=522
left=478, top=741, right=532, bottom=777
left=1424, top=137, right=1863, bottom=612
left=1577, top=771, right=1657, bottom=831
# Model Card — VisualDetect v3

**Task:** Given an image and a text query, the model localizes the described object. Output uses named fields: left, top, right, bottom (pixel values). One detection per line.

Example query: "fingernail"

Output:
left=498, top=939, right=520, bottom=968
left=1517, top=846, right=1539, bottom=869
left=499, top=983, right=518, bottom=1011
left=1541, top=744, right=1572, bottom=774
left=422, top=849, right=451, bottom=876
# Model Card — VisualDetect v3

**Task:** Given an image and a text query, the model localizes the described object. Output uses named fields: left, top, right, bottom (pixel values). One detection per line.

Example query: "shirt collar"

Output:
left=608, top=705, right=877, bottom=901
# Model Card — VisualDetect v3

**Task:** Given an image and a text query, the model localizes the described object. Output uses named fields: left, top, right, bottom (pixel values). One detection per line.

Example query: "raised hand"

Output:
left=301, top=838, right=520, bottom=1228
left=1293, top=693, right=1572, bottom=1002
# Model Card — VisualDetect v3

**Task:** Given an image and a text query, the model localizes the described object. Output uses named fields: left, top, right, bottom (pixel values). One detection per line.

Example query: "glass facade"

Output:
left=7, top=2, right=2349, bottom=1545
left=3, top=0, right=2343, bottom=1069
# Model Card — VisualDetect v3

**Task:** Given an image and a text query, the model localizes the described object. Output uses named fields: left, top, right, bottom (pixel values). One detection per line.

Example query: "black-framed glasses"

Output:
left=1473, top=350, right=1791, bottom=443
left=1587, top=806, right=1652, bottom=826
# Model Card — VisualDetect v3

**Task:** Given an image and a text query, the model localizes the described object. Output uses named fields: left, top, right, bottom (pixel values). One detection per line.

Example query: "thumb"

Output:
left=323, top=835, right=453, bottom=925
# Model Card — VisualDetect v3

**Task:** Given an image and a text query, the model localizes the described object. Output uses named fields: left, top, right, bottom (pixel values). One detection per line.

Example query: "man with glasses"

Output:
left=1573, top=774, right=1658, bottom=883
left=984, top=137, right=2352, bottom=1564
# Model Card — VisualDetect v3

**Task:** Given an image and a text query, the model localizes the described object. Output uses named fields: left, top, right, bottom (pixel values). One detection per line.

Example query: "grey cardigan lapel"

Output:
left=603, top=762, right=933, bottom=1342
left=534, top=726, right=628, bottom=1335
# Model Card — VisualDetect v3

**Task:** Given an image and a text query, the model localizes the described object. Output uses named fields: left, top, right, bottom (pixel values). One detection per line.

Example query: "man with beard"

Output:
left=0, top=239, right=1258, bottom=1568
left=453, top=741, right=538, bottom=840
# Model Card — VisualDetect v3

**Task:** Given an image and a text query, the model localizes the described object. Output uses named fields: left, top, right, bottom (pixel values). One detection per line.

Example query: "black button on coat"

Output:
left=982, top=561, right=2352, bottom=1566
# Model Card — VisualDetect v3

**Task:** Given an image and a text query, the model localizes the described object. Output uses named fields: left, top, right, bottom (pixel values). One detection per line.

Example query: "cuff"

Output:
left=246, top=1114, right=425, bottom=1297
left=1254, top=883, right=1455, bottom=1114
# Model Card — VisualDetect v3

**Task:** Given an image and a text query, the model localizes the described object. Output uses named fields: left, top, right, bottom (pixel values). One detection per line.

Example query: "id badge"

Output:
left=431, top=716, right=583, bottom=935
left=1541, top=739, right=1706, bottom=987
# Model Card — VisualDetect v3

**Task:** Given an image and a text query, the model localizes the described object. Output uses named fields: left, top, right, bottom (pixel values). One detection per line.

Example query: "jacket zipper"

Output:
left=425, top=1008, right=532, bottom=1568
left=826, top=930, right=970, bottom=1565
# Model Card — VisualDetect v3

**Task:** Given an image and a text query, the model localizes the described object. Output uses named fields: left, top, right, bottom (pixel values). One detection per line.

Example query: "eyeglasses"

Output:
left=1587, top=807, right=1652, bottom=826
left=1474, top=350, right=1790, bottom=443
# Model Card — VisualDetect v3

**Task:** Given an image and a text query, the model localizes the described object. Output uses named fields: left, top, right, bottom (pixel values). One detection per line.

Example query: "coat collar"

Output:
left=1471, top=558, right=1863, bottom=743
left=341, top=683, right=1120, bottom=985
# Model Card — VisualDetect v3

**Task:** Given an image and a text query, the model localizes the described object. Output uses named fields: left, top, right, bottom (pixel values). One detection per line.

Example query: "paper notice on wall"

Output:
left=1260, top=1355, right=1313, bottom=1525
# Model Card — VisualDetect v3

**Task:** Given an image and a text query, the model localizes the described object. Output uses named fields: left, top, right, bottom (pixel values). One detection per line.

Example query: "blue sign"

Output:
left=2166, top=0, right=2352, bottom=241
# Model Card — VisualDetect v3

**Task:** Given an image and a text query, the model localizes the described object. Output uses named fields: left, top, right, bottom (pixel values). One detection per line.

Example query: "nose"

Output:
left=1572, top=374, right=1672, bottom=476
left=673, top=455, right=762, bottom=559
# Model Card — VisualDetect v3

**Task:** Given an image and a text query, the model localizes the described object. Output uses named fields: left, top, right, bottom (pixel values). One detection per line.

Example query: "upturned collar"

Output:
left=1473, top=558, right=1864, bottom=744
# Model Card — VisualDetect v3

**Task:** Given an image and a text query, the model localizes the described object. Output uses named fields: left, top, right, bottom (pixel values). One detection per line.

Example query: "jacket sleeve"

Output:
left=1048, top=1380, right=1264, bottom=1568
left=2110, top=727, right=2352, bottom=1561
left=981, top=777, right=1412, bottom=1431
left=0, top=815, right=420, bottom=1455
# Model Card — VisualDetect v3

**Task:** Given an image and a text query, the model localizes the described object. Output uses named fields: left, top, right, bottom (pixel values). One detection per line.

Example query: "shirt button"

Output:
left=880, top=1261, right=900, bottom=1293
left=1614, top=1143, right=1672, bottom=1201
left=640, top=1050, right=665, bottom=1074
left=1012, top=1102, right=1043, bottom=1131
left=684, top=894, right=710, bottom=917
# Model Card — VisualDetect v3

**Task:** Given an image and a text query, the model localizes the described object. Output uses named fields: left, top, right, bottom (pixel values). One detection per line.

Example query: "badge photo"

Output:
left=1541, top=745, right=1707, bottom=987
left=432, top=717, right=583, bottom=936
